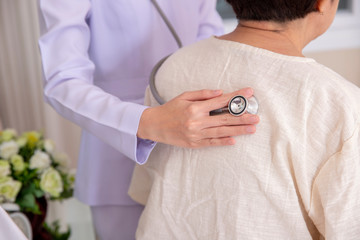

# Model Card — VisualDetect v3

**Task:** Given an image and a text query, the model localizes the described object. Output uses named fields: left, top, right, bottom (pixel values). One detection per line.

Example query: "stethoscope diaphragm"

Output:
left=210, top=95, right=258, bottom=116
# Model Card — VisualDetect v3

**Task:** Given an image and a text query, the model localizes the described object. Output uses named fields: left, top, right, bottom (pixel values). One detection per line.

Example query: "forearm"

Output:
left=39, top=0, right=154, bottom=163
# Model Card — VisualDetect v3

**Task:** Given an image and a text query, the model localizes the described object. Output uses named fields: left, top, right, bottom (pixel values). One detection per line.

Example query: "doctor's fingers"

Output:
left=193, top=137, right=237, bottom=148
left=201, top=113, right=259, bottom=129
left=197, top=88, right=254, bottom=113
left=177, top=89, right=223, bottom=101
left=201, top=124, right=257, bottom=140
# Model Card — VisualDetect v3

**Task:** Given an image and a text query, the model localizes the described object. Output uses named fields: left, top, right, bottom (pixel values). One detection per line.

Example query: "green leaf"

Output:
left=17, top=193, right=35, bottom=208
left=21, top=183, right=35, bottom=195
left=44, top=221, right=72, bottom=240
left=33, top=188, right=45, bottom=198
left=15, top=193, right=41, bottom=214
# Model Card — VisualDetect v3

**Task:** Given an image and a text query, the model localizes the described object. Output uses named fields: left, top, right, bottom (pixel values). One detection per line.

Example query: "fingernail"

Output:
left=246, top=126, right=256, bottom=133
left=213, top=90, right=222, bottom=95
left=228, top=138, right=236, bottom=145
left=246, top=88, right=254, bottom=95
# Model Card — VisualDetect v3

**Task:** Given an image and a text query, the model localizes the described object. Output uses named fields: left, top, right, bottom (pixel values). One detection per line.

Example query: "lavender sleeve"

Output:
left=197, top=0, right=224, bottom=39
left=38, top=0, right=155, bottom=164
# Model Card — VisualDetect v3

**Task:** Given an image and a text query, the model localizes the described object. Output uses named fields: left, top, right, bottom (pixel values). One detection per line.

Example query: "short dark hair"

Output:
left=225, top=0, right=319, bottom=22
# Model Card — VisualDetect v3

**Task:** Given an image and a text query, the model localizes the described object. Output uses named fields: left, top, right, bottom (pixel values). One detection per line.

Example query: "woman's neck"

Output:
left=219, top=20, right=308, bottom=57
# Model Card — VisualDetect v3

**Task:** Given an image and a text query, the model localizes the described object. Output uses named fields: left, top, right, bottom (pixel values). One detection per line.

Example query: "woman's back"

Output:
left=129, top=37, right=360, bottom=239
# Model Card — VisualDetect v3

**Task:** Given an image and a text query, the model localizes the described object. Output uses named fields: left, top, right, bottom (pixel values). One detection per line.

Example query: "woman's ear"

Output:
left=315, top=0, right=330, bottom=14
left=316, top=0, right=335, bottom=14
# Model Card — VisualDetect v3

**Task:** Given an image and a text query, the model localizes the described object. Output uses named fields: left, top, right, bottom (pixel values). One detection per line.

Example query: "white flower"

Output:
left=29, top=150, right=51, bottom=172
left=40, top=167, right=63, bottom=198
left=24, top=131, right=40, bottom=148
left=0, top=177, right=22, bottom=202
left=44, top=139, right=55, bottom=153
left=1, top=129, right=17, bottom=141
left=53, top=152, right=70, bottom=173
left=0, top=160, right=10, bottom=178
left=10, top=155, right=25, bottom=173
left=0, top=141, right=19, bottom=159
left=16, top=136, right=27, bottom=148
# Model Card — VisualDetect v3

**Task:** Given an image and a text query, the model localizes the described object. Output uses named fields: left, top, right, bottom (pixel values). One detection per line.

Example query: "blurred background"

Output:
left=0, top=1, right=359, bottom=239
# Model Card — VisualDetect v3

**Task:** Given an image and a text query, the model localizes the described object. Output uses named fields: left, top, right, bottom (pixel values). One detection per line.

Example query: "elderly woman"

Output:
left=129, top=0, right=360, bottom=239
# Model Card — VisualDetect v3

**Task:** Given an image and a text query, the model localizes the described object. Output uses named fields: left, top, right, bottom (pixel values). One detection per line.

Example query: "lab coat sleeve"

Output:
left=38, top=0, right=155, bottom=164
left=308, top=124, right=360, bottom=239
left=197, top=0, right=224, bottom=40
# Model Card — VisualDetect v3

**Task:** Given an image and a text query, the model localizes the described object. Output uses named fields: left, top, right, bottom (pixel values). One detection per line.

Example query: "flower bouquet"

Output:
left=0, top=128, right=75, bottom=239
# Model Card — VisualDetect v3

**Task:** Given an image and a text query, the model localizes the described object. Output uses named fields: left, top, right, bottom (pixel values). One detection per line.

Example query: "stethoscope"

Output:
left=150, top=0, right=258, bottom=116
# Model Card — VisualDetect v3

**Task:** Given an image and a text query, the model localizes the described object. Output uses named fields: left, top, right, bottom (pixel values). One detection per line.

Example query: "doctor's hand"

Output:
left=137, top=87, right=260, bottom=148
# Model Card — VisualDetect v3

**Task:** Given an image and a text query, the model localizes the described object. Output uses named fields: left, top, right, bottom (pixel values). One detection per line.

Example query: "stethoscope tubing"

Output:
left=150, top=0, right=183, bottom=48
left=149, top=55, right=169, bottom=105
left=149, top=0, right=181, bottom=105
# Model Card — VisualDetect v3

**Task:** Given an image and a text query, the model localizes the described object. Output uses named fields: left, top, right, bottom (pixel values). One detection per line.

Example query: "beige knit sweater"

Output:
left=129, top=37, right=360, bottom=240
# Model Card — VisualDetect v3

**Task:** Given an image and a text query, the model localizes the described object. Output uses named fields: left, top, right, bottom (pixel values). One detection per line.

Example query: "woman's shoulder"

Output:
left=301, top=62, right=360, bottom=142
left=306, top=61, right=360, bottom=109
left=165, top=37, right=224, bottom=63
left=154, top=37, right=227, bottom=101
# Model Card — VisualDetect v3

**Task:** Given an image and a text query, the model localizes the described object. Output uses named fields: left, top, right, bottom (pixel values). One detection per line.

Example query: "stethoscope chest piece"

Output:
left=228, top=95, right=247, bottom=116
left=228, top=95, right=258, bottom=116
left=210, top=95, right=258, bottom=116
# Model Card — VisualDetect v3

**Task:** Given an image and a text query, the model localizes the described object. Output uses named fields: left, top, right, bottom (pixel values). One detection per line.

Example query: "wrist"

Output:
left=137, top=107, right=153, bottom=140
